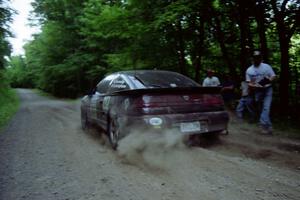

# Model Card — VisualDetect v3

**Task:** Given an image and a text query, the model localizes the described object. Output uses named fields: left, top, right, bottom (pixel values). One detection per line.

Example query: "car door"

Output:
left=89, top=91, right=102, bottom=122
left=90, top=74, right=116, bottom=128
left=105, top=75, right=131, bottom=118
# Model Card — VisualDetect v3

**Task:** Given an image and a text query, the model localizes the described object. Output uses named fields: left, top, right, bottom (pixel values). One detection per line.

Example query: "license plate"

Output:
left=180, top=122, right=201, bottom=133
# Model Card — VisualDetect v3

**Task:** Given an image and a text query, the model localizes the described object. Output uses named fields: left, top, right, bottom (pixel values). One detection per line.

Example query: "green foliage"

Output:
left=6, top=55, right=35, bottom=88
left=5, top=0, right=299, bottom=125
left=0, top=1, right=17, bottom=129
left=24, top=0, right=92, bottom=97
left=0, top=0, right=13, bottom=69
left=0, top=71, right=19, bottom=129
left=0, top=88, right=19, bottom=129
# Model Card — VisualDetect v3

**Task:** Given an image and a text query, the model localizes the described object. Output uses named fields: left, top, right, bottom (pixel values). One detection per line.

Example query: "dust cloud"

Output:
left=117, top=128, right=190, bottom=170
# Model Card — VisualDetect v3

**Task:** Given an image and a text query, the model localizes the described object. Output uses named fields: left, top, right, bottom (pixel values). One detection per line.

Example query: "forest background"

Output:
left=1, top=0, right=300, bottom=128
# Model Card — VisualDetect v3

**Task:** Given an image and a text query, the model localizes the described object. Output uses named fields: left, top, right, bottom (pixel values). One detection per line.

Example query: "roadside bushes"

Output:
left=0, top=71, right=19, bottom=129
left=5, top=56, right=35, bottom=88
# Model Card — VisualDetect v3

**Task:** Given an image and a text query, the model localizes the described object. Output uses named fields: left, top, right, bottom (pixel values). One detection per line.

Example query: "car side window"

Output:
left=108, top=76, right=130, bottom=93
left=96, top=75, right=116, bottom=94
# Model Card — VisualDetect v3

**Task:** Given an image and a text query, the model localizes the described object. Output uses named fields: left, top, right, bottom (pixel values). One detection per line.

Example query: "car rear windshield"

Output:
left=133, top=71, right=199, bottom=88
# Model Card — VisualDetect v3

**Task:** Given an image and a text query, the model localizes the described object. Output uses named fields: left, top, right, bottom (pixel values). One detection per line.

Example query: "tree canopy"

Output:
left=0, top=0, right=12, bottom=70
left=4, top=0, right=300, bottom=119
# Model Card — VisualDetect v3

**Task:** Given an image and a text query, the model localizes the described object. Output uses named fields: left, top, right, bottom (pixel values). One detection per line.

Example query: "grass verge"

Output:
left=0, top=88, right=19, bottom=130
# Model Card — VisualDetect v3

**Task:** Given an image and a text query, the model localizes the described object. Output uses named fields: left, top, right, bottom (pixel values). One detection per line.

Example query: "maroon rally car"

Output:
left=81, top=70, right=229, bottom=149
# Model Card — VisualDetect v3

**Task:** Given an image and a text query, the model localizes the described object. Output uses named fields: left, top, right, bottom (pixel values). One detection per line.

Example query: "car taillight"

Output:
left=132, top=95, right=163, bottom=108
left=132, top=94, right=224, bottom=107
left=202, top=94, right=224, bottom=105
left=129, top=96, right=160, bottom=115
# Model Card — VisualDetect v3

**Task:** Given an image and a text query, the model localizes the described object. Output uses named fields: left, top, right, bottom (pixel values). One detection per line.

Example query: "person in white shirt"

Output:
left=202, top=69, right=220, bottom=87
left=246, top=51, right=276, bottom=134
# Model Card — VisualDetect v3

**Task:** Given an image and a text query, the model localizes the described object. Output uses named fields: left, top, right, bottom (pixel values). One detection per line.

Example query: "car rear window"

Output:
left=133, top=71, right=199, bottom=88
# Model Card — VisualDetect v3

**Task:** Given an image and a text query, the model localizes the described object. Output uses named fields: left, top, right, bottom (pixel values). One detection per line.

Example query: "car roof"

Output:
left=114, top=70, right=180, bottom=76
left=110, top=70, right=199, bottom=88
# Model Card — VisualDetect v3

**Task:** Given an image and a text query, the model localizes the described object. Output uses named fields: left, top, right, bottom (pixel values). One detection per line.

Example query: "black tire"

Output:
left=81, top=109, right=89, bottom=130
left=203, top=131, right=220, bottom=140
left=107, top=118, right=120, bottom=150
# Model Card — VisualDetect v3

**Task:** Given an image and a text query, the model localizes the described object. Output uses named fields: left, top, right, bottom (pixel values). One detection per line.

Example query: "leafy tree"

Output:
left=25, top=0, right=90, bottom=97
left=269, top=0, right=300, bottom=113
left=10, top=0, right=299, bottom=124
left=0, top=0, right=12, bottom=70
left=6, top=55, right=35, bottom=88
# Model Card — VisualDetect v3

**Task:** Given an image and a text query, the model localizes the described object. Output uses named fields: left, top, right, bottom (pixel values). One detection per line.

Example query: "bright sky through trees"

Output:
left=8, top=0, right=40, bottom=55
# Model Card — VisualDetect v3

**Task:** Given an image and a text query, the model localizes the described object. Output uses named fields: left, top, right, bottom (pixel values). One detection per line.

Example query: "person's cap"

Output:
left=253, top=50, right=261, bottom=57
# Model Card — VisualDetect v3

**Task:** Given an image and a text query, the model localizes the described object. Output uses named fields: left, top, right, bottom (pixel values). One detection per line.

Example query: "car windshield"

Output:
left=130, top=71, right=199, bottom=88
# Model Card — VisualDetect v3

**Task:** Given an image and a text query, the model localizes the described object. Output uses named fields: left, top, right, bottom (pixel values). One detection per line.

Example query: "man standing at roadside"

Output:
left=246, top=51, right=276, bottom=134
left=202, top=69, right=220, bottom=87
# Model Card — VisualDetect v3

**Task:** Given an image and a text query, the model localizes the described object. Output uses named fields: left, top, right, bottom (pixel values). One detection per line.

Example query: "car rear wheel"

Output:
left=81, top=109, right=89, bottom=130
left=108, top=118, right=120, bottom=150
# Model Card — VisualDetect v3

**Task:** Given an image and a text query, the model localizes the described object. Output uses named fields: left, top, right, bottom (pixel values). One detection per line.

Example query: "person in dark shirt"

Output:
left=221, top=74, right=235, bottom=110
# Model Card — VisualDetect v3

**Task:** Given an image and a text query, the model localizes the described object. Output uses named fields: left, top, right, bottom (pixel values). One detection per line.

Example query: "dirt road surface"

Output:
left=1, top=89, right=300, bottom=200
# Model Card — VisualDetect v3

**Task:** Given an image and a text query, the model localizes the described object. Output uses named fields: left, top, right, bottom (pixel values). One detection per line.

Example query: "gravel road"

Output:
left=0, top=89, right=300, bottom=200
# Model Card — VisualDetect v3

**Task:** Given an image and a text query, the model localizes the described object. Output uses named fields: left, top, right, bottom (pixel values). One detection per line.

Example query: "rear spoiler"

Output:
left=110, top=86, right=222, bottom=96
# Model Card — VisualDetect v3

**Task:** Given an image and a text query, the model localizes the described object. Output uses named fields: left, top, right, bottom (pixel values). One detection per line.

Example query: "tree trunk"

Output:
left=246, top=22, right=254, bottom=53
left=0, top=60, right=4, bottom=70
left=214, top=15, right=238, bottom=81
left=295, top=67, right=300, bottom=105
left=271, top=0, right=293, bottom=114
left=278, top=29, right=290, bottom=114
left=237, top=1, right=249, bottom=77
left=194, top=19, right=204, bottom=82
left=176, top=20, right=187, bottom=75
left=255, top=0, right=269, bottom=62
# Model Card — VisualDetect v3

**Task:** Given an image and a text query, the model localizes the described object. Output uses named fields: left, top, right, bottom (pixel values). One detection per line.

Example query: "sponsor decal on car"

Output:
left=124, top=98, right=130, bottom=111
left=103, top=96, right=111, bottom=111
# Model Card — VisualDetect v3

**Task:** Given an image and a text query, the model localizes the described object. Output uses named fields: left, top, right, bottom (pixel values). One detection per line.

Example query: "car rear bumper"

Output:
left=118, top=111, right=229, bottom=137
